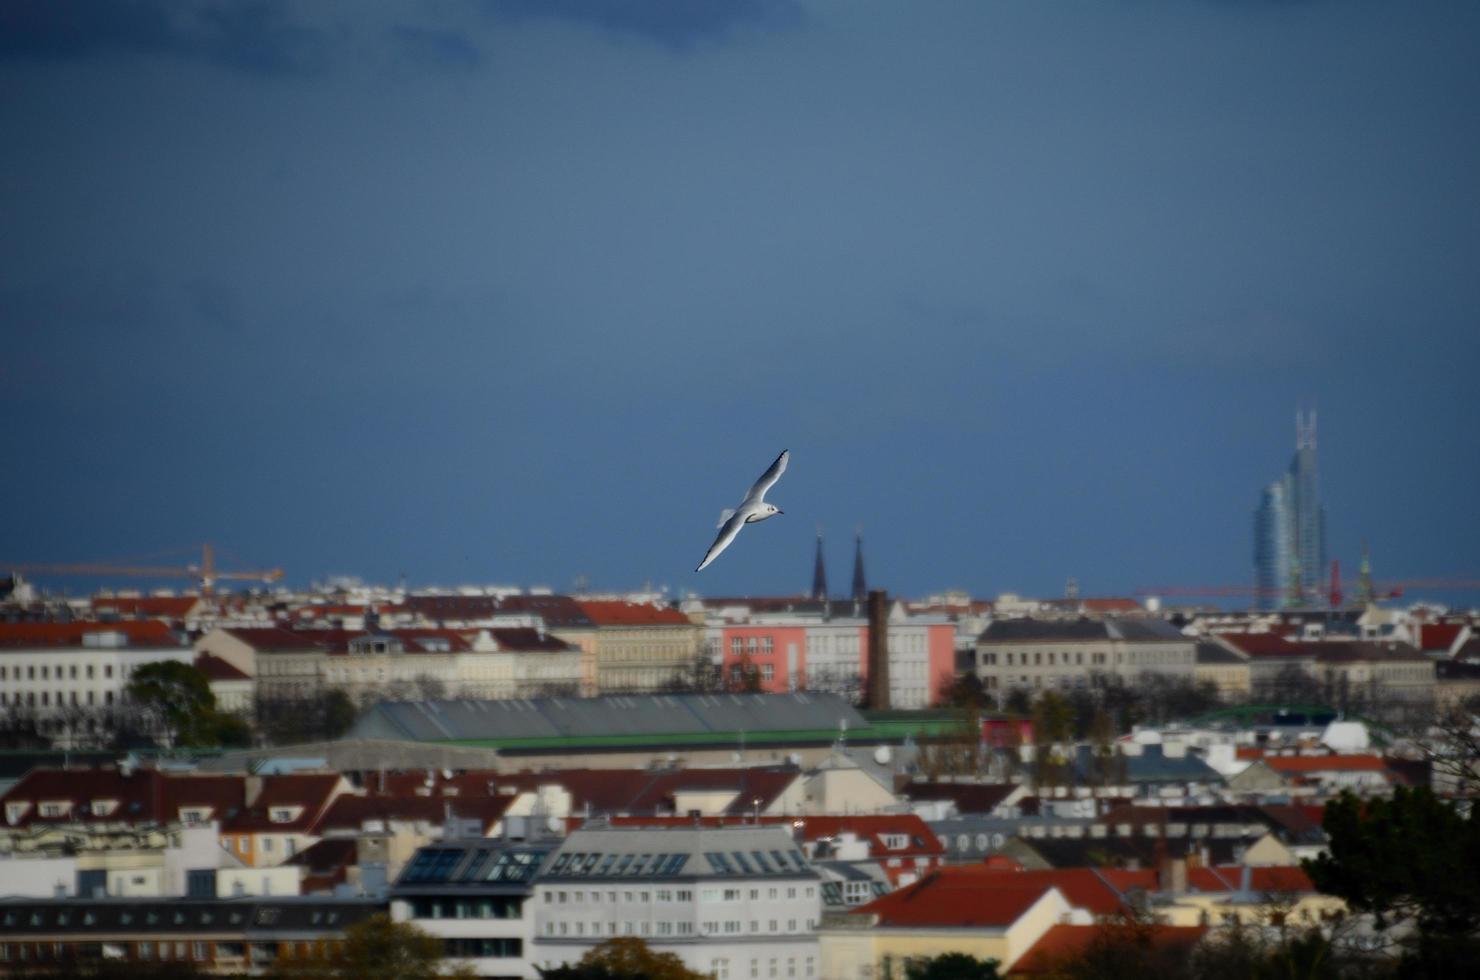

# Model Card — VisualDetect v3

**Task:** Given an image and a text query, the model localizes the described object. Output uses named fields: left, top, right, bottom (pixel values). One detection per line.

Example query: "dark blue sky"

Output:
left=3, top=0, right=1478, bottom=602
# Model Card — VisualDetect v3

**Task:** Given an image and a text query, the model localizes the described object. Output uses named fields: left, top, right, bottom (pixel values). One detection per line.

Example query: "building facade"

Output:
left=530, top=825, right=822, bottom=979
left=1254, top=410, right=1327, bottom=609
left=973, top=619, right=1196, bottom=695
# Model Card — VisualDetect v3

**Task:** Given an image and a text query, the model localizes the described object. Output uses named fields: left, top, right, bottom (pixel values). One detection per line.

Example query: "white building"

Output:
left=0, top=623, right=193, bottom=719
left=532, top=824, right=823, bottom=979
left=392, top=839, right=557, bottom=980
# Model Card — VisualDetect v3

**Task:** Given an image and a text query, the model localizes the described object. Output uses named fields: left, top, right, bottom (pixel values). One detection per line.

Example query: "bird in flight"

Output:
left=695, top=449, right=789, bottom=572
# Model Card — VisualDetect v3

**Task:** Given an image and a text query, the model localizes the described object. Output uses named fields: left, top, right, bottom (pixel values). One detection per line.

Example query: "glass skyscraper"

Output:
left=1253, top=411, right=1326, bottom=609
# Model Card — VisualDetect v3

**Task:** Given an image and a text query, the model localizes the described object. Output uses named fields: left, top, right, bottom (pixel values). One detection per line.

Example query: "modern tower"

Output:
left=1253, top=409, right=1327, bottom=609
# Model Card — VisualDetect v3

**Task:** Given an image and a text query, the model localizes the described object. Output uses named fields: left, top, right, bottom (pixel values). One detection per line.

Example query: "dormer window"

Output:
left=179, top=807, right=212, bottom=825
left=349, top=637, right=401, bottom=656
left=5, top=802, right=32, bottom=825
left=269, top=806, right=302, bottom=824
left=92, top=799, right=118, bottom=817
left=38, top=801, right=72, bottom=819
left=881, top=834, right=908, bottom=850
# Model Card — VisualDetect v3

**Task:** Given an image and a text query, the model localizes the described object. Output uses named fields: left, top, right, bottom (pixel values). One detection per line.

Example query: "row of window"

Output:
left=0, top=940, right=217, bottom=963
left=543, top=919, right=695, bottom=937
left=410, top=896, right=523, bottom=920
left=0, top=690, right=116, bottom=707
left=709, top=954, right=815, bottom=979
left=0, top=663, right=115, bottom=681
left=547, top=888, right=694, bottom=904
left=441, top=937, right=522, bottom=958
left=541, top=917, right=815, bottom=938
left=547, top=850, right=690, bottom=878
left=730, top=637, right=777, bottom=657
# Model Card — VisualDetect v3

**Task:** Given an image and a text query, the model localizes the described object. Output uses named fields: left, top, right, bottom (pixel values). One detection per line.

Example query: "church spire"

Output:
left=851, top=527, right=867, bottom=602
left=811, top=526, right=828, bottom=601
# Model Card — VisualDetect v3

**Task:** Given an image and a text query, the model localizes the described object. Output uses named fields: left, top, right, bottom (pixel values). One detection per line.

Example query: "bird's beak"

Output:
left=778, top=510, right=785, bottom=515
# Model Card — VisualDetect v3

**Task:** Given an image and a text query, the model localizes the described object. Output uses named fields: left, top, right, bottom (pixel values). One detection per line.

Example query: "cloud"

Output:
left=481, top=0, right=803, bottom=50
left=0, top=0, right=329, bottom=75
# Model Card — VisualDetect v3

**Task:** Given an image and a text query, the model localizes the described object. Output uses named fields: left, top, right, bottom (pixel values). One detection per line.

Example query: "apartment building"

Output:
left=391, top=839, right=555, bottom=979
left=0, top=622, right=192, bottom=716
left=196, top=624, right=584, bottom=703
left=973, top=618, right=1196, bottom=694
left=0, top=898, right=382, bottom=975
left=575, top=601, right=703, bottom=694
left=698, top=601, right=956, bottom=708
left=531, top=824, right=822, bottom=979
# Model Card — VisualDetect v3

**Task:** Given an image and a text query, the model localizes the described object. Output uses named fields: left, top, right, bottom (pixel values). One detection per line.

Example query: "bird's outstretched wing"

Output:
left=696, top=510, right=748, bottom=572
left=742, top=449, right=789, bottom=505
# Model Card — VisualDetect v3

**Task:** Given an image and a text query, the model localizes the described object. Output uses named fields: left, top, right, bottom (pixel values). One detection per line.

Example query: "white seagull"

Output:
left=695, top=449, right=789, bottom=572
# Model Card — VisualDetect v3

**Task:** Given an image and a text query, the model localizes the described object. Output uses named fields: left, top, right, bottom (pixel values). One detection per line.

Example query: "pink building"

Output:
left=719, top=625, right=809, bottom=692
left=718, top=619, right=956, bottom=708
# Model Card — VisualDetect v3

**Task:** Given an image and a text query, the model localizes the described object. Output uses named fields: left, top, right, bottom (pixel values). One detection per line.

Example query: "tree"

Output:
left=323, top=688, right=359, bottom=738
left=939, top=672, right=990, bottom=711
left=538, top=937, right=707, bottom=979
left=126, top=660, right=216, bottom=747
left=1004, top=687, right=1033, bottom=715
left=209, top=711, right=254, bottom=747
left=1305, top=786, right=1480, bottom=938
left=903, top=951, right=1001, bottom=979
left=264, top=913, right=477, bottom=980
left=1031, top=691, right=1074, bottom=789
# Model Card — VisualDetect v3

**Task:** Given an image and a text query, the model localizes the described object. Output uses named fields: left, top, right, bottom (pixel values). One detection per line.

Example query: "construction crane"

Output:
left=3, top=543, right=283, bottom=595
left=1135, top=576, right=1480, bottom=606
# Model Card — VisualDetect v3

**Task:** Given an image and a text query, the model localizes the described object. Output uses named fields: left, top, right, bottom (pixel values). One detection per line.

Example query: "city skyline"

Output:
left=2, top=1, right=1478, bottom=601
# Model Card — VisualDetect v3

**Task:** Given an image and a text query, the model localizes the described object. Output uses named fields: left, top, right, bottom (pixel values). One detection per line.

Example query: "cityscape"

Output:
left=0, top=408, right=1476, bottom=978
left=4, top=1, right=1479, bottom=979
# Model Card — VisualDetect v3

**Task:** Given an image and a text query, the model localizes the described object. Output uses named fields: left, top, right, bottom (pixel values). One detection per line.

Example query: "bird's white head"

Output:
left=763, top=503, right=783, bottom=519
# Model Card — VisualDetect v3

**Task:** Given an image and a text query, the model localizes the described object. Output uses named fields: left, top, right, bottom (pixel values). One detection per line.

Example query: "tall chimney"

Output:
left=865, top=589, right=890, bottom=709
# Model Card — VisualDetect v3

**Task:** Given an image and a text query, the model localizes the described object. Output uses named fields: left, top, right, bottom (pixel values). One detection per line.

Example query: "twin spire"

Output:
left=811, top=527, right=867, bottom=601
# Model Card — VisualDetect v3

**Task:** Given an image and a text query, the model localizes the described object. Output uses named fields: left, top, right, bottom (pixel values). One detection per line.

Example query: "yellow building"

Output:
left=577, top=600, right=703, bottom=693
left=818, top=870, right=1077, bottom=979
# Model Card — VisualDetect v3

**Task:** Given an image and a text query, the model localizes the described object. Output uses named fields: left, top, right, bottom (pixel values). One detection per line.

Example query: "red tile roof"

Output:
left=90, top=596, right=200, bottom=619
left=195, top=652, right=251, bottom=681
left=854, top=867, right=1063, bottom=928
left=1010, top=924, right=1207, bottom=975
left=495, top=767, right=802, bottom=818
left=311, top=792, right=513, bottom=835
left=935, top=866, right=1133, bottom=916
left=576, top=600, right=693, bottom=627
left=405, top=593, right=596, bottom=628
left=479, top=627, right=578, bottom=653
left=222, top=773, right=347, bottom=833
left=901, top=781, right=1019, bottom=814
left=1418, top=624, right=1464, bottom=651
left=0, top=621, right=181, bottom=648
left=219, top=627, right=327, bottom=651
left=793, top=814, right=945, bottom=859
left=285, top=837, right=358, bottom=893
left=1214, top=633, right=1305, bottom=658
left=0, top=768, right=249, bottom=828
left=1262, top=754, right=1391, bottom=774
